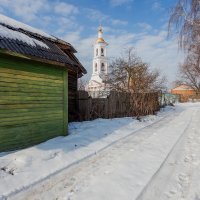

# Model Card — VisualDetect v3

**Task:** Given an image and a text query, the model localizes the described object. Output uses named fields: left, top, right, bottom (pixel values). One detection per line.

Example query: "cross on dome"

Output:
left=96, top=25, right=107, bottom=44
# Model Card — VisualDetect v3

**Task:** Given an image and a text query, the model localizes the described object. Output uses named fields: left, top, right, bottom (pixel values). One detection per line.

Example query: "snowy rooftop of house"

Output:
left=0, top=14, right=86, bottom=71
left=172, top=85, right=194, bottom=91
left=0, top=14, right=55, bottom=40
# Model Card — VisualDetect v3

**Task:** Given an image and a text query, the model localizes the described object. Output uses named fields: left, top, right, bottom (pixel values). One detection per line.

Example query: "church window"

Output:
left=101, top=48, right=104, bottom=56
left=96, top=49, right=98, bottom=56
left=101, top=63, right=105, bottom=72
left=95, top=63, right=98, bottom=72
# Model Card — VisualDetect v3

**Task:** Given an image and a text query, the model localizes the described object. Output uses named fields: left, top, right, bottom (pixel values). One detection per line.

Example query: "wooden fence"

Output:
left=76, top=91, right=160, bottom=121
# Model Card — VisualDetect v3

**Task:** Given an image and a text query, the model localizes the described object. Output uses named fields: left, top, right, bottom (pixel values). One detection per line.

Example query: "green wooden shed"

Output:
left=0, top=14, right=86, bottom=152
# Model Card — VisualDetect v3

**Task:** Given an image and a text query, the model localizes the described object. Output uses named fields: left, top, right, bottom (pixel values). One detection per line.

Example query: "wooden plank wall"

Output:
left=77, top=91, right=160, bottom=121
left=0, top=56, right=67, bottom=152
left=68, top=71, right=78, bottom=122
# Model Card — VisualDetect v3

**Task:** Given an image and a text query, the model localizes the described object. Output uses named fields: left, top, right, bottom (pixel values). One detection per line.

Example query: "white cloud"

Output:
left=0, top=6, right=4, bottom=13
left=134, top=31, right=184, bottom=84
left=84, top=8, right=109, bottom=22
left=0, top=0, right=49, bottom=21
left=84, top=8, right=128, bottom=27
left=152, top=1, right=164, bottom=11
left=54, top=2, right=79, bottom=16
left=107, top=33, right=135, bottom=58
left=110, top=0, right=133, bottom=6
left=137, top=23, right=152, bottom=31
left=111, top=19, right=128, bottom=26
left=58, top=17, right=77, bottom=28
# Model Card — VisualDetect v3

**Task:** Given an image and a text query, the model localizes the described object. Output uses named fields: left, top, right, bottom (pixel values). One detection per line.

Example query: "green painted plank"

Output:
left=0, top=82, right=63, bottom=92
left=0, top=121, right=63, bottom=137
left=0, top=115, right=63, bottom=126
left=0, top=104, right=62, bottom=109
left=0, top=67, right=62, bottom=80
left=0, top=100, right=62, bottom=105
left=0, top=72, right=63, bottom=84
left=0, top=113, right=62, bottom=123
left=1, top=94, right=62, bottom=100
left=0, top=107, right=61, bottom=114
left=0, top=91, right=63, bottom=97
left=0, top=118, right=63, bottom=129
left=1, top=96, right=62, bottom=101
left=0, top=86, right=62, bottom=94
left=0, top=110, right=62, bottom=118
left=0, top=131, right=63, bottom=143
left=0, top=77, right=63, bottom=87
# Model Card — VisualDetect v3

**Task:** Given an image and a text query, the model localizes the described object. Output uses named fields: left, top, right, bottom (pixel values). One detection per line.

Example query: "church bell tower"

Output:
left=92, top=25, right=108, bottom=80
left=86, top=25, right=109, bottom=96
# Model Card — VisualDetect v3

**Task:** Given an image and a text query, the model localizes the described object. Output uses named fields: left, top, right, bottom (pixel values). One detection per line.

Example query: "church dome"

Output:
left=96, top=37, right=105, bottom=43
left=96, top=25, right=107, bottom=44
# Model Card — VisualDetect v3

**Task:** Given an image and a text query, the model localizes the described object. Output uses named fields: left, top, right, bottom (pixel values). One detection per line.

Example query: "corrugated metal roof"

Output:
left=0, top=28, right=75, bottom=66
left=0, top=18, right=86, bottom=74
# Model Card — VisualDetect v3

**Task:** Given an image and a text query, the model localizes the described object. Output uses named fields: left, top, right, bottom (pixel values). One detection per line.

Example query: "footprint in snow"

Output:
left=177, top=173, right=189, bottom=186
left=184, top=156, right=192, bottom=163
left=169, top=189, right=177, bottom=195
left=164, top=190, right=176, bottom=199
left=45, top=152, right=61, bottom=161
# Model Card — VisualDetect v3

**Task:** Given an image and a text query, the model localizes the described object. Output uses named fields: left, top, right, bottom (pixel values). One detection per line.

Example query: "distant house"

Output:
left=171, top=85, right=196, bottom=102
left=0, top=14, right=86, bottom=152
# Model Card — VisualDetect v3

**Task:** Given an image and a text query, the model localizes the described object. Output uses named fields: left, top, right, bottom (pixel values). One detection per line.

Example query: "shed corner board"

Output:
left=63, top=69, right=68, bottom=136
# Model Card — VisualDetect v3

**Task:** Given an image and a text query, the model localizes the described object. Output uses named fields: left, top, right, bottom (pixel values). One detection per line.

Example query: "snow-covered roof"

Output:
left=0, top=14, right=86, bottom=74
left=0, top=14, right=55, bottom=40
left=172, top=85, right=194, bottom=91
left=0, top=24, right=49, bottom=49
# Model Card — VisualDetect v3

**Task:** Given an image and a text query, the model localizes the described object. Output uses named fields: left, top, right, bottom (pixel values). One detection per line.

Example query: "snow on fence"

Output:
left=76, top=91, right=160, bottom=121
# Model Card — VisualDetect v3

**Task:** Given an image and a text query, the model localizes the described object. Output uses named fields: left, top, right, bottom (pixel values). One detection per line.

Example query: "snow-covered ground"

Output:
left=0, top=103, right=200, bottom=200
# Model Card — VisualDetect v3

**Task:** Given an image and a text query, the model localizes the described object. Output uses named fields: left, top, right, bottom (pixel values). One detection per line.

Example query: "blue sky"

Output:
left=0, top=0, right=184, bottom=87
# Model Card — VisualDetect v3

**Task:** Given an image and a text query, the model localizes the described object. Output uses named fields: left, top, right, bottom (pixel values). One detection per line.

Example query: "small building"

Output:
left=160, top=93, right=180, bottom=106
left=0, top=14, right=86, bottom=152
left=171, top=84, right=196, bottom=102
left=86, top=26, right=110, bottom=98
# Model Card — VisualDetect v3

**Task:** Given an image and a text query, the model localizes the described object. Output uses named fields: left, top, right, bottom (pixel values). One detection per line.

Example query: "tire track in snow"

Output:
left=136, top=107, right=200, bottom=200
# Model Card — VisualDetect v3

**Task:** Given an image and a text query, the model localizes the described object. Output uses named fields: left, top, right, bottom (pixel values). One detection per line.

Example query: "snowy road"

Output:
left=6, top=104, right=200, bottom=200
left=137, top=105, right=200, bottom=200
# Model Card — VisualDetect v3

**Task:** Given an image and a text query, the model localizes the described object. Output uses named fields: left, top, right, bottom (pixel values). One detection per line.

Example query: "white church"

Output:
left=86, top=25, right=110, bottom=97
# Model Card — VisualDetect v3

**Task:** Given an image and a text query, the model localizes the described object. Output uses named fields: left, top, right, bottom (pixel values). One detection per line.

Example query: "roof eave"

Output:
left=0, top=49, right=78, bottom=72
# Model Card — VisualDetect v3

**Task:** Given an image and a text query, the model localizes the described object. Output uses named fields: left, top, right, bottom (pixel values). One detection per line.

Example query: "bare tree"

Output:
left=178, top=47, right=200, bottom=91
left=168, top=0, right=200, bottom=49
left=78, top=78, right=87, bottom=91
left=169, top=0, right=200, bottom=91
left=107, top=48, right=166, bottom=93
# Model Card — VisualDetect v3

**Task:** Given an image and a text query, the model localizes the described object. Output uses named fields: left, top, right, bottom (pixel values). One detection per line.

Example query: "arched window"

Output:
left=96, top=49, right=98, bottom=56
left=101, top=48, right=104, bottom=56
left=101, top=63, right=105, bottom=72
left=95, top=63, right=97, bottom=72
